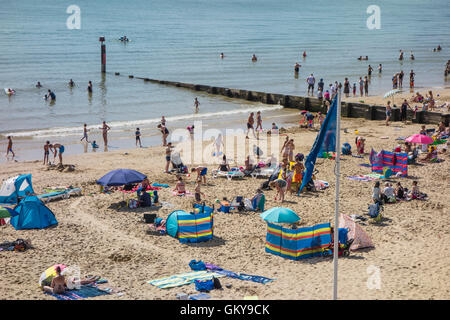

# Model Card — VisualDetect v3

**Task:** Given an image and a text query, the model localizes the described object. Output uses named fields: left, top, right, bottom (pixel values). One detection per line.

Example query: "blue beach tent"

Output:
left=10, top=196, right=58, bottom=230
left=0, top=174, right=34, bottom=205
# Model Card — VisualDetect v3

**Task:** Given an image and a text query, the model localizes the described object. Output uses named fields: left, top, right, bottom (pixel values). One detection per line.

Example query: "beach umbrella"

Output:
left=96, top=169, right=147, bottom=186
left=383, top=89, right=401, bottom=105
left=383, top=89, right=401, bottom=99
left=260, top=207, right=300, bottom=224
left=39, top=264, right=67, bottom=287
left=405, top=134, right=434, bottom=144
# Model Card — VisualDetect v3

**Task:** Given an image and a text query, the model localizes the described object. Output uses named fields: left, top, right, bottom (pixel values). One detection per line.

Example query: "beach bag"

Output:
left=189, top=260, right=207, bottom=271
left=213, top=276, right=222, bottom=289
left=195, top=279, right=214, bottom=292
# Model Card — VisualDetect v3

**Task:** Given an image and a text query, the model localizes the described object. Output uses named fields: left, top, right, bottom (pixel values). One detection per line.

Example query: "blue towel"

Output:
left=45, top=285, right=110, bottom=300
left=152, top=183, right=169, bottom=188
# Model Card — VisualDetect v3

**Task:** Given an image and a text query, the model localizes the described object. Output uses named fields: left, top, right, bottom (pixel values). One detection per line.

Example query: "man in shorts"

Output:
left=246, top=112, right=256, bottom=139
left=306, top=74, right=316, bottom=95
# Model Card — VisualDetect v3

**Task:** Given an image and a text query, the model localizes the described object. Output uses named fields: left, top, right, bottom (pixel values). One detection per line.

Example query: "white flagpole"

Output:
left=333, top=86, right=342, bottom=300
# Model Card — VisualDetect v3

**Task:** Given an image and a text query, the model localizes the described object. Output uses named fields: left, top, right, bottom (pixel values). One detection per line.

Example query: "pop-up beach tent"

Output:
left=166, top=205, right=214, bottom=244
left=0, top=174, right=34, bottom=205
left=9, top=196, right=58, bottom=230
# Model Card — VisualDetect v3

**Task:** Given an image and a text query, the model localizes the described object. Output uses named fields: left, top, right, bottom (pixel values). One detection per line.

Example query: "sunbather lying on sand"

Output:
left=43, top=266, right=99, bottom=294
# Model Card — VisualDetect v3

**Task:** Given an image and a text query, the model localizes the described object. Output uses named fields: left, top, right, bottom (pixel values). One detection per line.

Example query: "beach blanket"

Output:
left=172, top=191, right=194, bottom=197
left=204, top=264, right=274, bottom=284
left=152, top=183, right=169, bottom=188
left=347, top=173, right=384, bottom=182
left=45, top=285, right=110, bottom=300
left=148, top=271, right=224, bottom=289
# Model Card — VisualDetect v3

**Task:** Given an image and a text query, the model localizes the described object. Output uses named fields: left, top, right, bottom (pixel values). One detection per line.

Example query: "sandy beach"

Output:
left=1, top=116, right=449, bottom=300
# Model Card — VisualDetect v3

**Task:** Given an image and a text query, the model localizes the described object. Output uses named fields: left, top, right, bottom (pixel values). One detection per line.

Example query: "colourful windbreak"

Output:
left=265, top=222, right=332, bottom=260
left=371, top=150, right=408, bottom=177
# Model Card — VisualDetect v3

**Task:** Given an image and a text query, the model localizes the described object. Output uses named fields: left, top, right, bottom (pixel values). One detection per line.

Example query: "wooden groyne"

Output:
left=115, top=72, right=449, bottom=125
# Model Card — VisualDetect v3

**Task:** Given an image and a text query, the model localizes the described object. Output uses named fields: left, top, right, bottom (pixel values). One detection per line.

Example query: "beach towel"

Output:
left=152, top=183, right=169, bottom=188
left=147, top=271, right=224, bottom=289
left=44, top=285, right=110, bottom=300
left=204, top=264, right=274, bottom=284
left=172, top=191, right=194, bottom=197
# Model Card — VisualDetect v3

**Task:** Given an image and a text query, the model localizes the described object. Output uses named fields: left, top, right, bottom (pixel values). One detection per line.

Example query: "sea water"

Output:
left=1, top=0, right=449, bottom=161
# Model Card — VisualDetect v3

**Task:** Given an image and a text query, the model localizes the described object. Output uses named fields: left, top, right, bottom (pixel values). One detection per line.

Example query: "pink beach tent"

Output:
left=405, top=134, right=434, bottom=144
left=339, top=214, right=374, bottom=251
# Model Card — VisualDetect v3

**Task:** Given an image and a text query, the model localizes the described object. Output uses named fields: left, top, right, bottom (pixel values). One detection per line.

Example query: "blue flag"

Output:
left=298, top=96, right=338, bottom=194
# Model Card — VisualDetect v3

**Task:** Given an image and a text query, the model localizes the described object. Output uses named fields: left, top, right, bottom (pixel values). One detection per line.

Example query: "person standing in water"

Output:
left=80, top=124, right=89, bottom=142
left=359, top=77, right=364, bottom=97
left=194, top=98, right=200, bottom=112
left=255, top=111, right=263, bottom=132
left=36, top=82, right=42, bottom=88
left=6, top=136, right=15, bottom=159
left=306, top=74, right=315, bottom=95
left=294, top=62, right=301, bottom=74
left=399, top=70, right=404, bottom=88
left=378, top=64, right=382, bottom=73
left=246, top=112, right=257, bottom=139
left=99, top=121, right=110, bottom=148
left=68, top=79, right=75, bottom=87
left=252, top=54, right=257, bottom=62
left=368, top=65, right=373, bottom=77
left=343, top=78, right=350, bottom=97
left=135, top=128, right=142, bottom=148
left=87, top=81, right=93, bottom=93
left=410, top=70, right=415, bottom=88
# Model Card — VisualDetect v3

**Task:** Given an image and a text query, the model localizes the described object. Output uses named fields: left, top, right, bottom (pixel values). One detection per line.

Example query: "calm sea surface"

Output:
left=1, top=0, right=449, bottom=160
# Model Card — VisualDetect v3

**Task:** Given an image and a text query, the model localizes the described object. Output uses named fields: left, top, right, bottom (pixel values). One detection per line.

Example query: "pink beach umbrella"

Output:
left=405, top=134, right=434, bottom=144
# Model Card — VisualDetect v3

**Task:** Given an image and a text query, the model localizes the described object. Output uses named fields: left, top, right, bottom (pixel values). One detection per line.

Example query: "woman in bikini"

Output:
left=173, top=176, right=186, bottom=195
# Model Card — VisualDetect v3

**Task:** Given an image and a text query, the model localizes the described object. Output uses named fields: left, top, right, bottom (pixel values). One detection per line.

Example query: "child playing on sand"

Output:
left=165, top=143, right=173, bottom=173
left=194, top=179, right=205, bottom=203
left=372, top=181, right=382, bottom=204
left=395, top=182, right=405, bottom=200
left=411, top=181, right=420, bottom=199
left=356, top=136, right=365, bottom=155
left=269, top=178, right=287, bottom=202
left=191, top=166, right=207, bottom=184
left=318, top=112, right=324, bottom=127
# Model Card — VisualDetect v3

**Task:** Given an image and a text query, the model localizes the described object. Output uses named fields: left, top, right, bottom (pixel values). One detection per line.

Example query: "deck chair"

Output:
left=212, top=168, right=244, bottom=180
left=251, top=163, right=279, bottom=178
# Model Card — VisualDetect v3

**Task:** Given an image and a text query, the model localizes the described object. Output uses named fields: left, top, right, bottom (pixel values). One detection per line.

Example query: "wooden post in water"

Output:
left=99, top=36, right=106, bottom=73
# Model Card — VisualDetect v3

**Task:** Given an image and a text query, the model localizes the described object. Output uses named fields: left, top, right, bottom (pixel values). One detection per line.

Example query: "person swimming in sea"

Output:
left=36, top=81, right=42, bottom=88
left=252, top=54, right=257, bottom=62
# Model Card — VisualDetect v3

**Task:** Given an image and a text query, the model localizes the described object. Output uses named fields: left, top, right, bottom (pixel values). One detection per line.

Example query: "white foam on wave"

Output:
left=3, top=104, right=284, bottom=138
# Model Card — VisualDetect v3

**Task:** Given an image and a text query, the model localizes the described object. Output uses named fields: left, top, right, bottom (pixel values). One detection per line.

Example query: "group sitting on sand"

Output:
left=42, top=266, right=100, bottom=295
